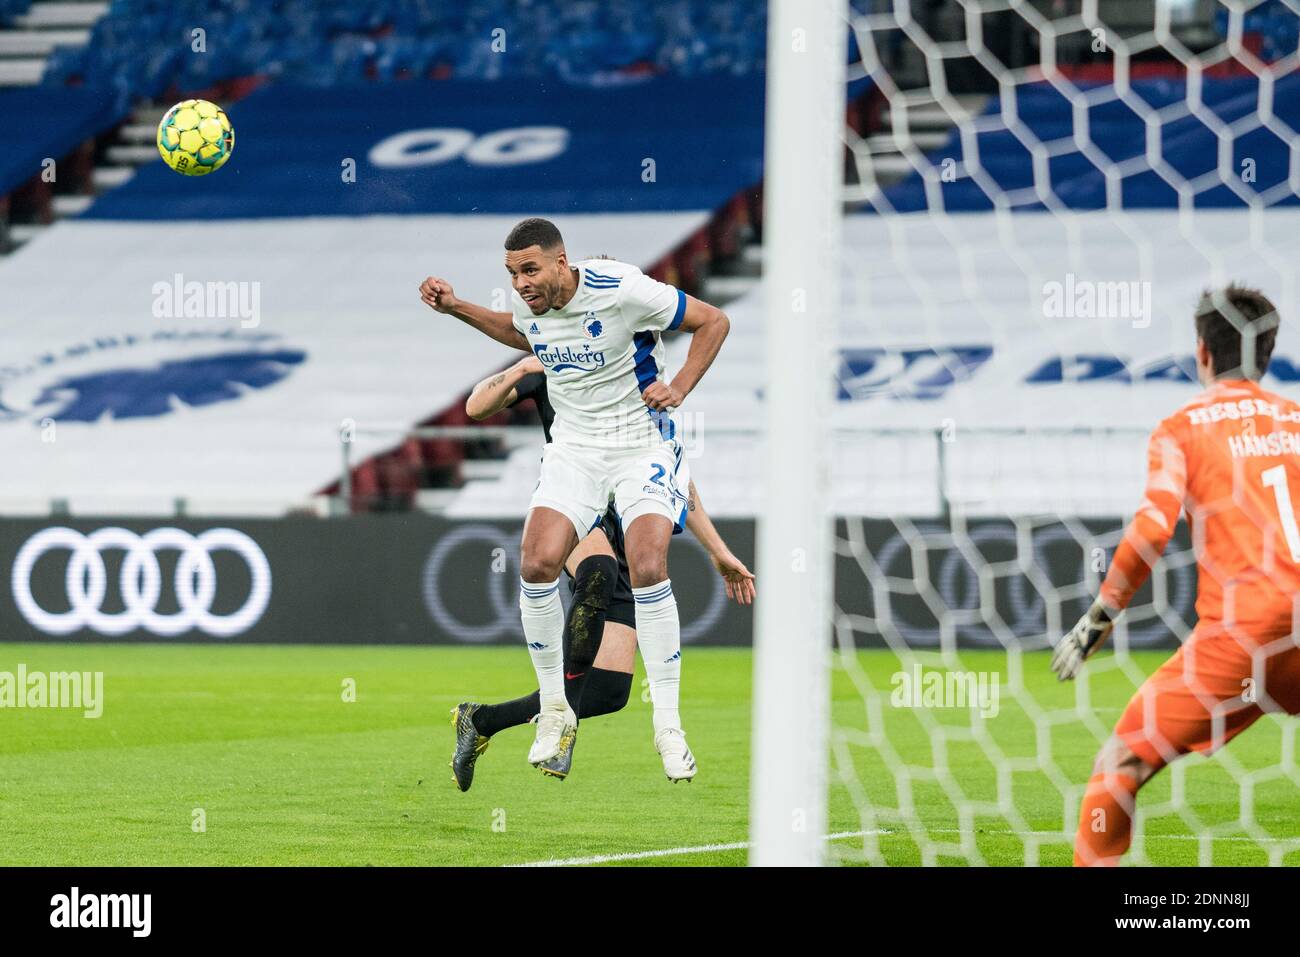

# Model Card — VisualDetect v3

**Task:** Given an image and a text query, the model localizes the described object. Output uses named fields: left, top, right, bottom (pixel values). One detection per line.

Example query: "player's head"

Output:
left=1193, top=284, right=1280, bottom=384
left=505, top=218, right=569, bottom=315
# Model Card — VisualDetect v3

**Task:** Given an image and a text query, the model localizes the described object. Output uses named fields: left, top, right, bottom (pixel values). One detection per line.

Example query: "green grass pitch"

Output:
left=0, top=643, right=1296, bottom=866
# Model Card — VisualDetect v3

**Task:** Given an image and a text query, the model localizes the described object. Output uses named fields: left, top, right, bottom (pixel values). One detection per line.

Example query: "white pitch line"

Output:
left=925, top=828, right=1298, bottom=844
left=510, top=830, right=881, bottom=867
left=511, top=840, right=749, bottom=867
left=511, top=827, right=1299, bottom=866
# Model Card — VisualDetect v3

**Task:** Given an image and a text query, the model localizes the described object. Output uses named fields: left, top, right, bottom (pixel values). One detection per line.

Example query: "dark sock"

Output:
left=472, top=557, right=619, bottom=737
left=561, top=555, right=618, bottom=715
left=472, top=692, right=540, bottom=737
left=472, top=669, right=634, bottom=736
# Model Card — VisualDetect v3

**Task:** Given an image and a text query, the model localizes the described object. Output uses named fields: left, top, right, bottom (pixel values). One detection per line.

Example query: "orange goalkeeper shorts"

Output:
left=1115, top=621, right=1300, bottom=769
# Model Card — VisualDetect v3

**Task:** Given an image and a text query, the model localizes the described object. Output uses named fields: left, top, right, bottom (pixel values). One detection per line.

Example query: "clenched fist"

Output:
left=642, top=381, right=683, bottom=412
left=419, top=277, right=460, bottom=314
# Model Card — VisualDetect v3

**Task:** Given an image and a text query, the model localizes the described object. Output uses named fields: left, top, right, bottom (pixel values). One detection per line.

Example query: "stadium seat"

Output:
left=41, top=0, right=771, bottom=101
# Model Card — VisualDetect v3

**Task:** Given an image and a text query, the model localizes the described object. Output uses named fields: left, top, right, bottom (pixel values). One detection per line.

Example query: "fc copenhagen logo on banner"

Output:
left=0, top=330, right=304, bottom=425
left=11, top=527, right=271, bottom=638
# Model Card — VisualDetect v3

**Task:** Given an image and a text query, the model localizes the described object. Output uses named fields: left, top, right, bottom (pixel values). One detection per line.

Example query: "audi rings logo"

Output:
left=863, top=520, right=1195, bottom=647
left=420, top=524, right=726, bottom=644
left=12, top=527, right=272, bottom=637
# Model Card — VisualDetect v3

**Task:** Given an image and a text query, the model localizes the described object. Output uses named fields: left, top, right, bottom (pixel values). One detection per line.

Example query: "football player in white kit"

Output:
left=418, top=218, right=730, bottom=781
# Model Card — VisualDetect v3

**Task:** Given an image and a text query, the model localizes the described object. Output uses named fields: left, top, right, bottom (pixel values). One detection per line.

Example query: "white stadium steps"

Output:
left=889, top=94, right=989, bottom=132
left=74, top=103, right=175, bottom=214
left=7, top=222, right=47, bottom=244
left=2, top=106, right=157, bottom=255
left=0, top=2, right=118, bottom=255
left=90, top=164, right=134, bottom=191
left=12, top=1, right=108, bottom=29
left=0, top=57, right=45, bottom=84
left=116, top=122, right=160, bottom=144
left=79, top=103, right=173, bottom=213
left=104, top=143, right=161, bottom=165
left=0, top=27, right=87, bottom=55
left=847, top=92, right=989, bottom=196
left=0, top=0, right=107, bottom=87
left=51, top=193, right=93, bottom=216
left=700, top=273, right=757, bottom=305
left=864, top=131, right=950, bottom=153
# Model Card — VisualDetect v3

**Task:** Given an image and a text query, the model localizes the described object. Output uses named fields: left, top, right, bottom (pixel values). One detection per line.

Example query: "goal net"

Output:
left=754, top=0, right=1300, bottom=866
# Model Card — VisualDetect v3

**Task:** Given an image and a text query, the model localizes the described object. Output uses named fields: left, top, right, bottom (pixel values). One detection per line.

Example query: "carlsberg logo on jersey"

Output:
left=513, top=258, right=683, bottom=448
left=533, top=343, right=607, bottom=372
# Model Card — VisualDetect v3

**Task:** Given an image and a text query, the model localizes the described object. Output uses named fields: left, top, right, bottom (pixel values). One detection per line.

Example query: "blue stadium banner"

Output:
left=85, top=77, right=766, bottom=220
left=0, top=88, right=125, bottom=196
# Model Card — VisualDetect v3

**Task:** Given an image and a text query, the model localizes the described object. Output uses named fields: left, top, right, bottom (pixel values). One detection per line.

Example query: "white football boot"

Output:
left=654, top=727, right=697, bottom=783
left=528, top=703, right=576, bottom=766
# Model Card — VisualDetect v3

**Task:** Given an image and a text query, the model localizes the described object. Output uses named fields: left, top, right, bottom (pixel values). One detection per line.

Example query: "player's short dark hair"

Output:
left=504, top=218, right=564, bottom=252
left=1194, top=284, right=1280, bottom=380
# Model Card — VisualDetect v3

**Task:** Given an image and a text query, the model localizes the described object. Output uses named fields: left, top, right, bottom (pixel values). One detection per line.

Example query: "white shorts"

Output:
left=529, top=439, right=691, bottom=541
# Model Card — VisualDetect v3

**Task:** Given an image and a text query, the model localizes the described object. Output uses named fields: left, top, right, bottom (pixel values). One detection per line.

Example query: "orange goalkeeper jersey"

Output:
left=1100, top=378, right=1300, bottom=636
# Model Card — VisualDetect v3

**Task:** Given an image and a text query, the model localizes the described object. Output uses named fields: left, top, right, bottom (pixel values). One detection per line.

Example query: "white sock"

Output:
left=519, top=577, right=566, bottom=710
left=633, top=579, right=681, bottom=733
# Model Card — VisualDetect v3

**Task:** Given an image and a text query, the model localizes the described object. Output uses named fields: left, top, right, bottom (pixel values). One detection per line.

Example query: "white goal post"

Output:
left=750, top=0, right=846, bottom=866
left=749, top=0, right=1300, bottom=869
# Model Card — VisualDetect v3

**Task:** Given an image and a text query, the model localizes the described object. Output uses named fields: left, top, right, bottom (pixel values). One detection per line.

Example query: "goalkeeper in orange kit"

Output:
left=1051, top=284, right=1300, bottom=866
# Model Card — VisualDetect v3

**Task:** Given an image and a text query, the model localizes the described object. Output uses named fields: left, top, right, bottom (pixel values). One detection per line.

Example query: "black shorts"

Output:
left=598, top=502, right=636, bottom=625
left=606, top=595, right=636, bottom=629
left=605, top=549, right=636, bottom=629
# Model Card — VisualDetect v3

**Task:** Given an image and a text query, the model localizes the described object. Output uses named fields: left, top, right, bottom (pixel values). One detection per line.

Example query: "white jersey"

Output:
left=511, top=258, right=685, bottom=449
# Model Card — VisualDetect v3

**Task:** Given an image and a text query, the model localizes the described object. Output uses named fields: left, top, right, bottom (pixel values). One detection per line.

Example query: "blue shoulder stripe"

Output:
left=667, top=288, right=687, bottom=330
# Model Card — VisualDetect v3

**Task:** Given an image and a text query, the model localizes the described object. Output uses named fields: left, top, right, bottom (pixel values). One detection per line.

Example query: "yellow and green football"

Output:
left=156, top=99, right=234, bottom=176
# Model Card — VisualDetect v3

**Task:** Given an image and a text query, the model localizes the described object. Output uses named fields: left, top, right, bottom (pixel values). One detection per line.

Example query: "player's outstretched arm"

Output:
left=642, top=296, right=729, bottom=412
left=684, top=479, right=755, bottom=605
left=1050, top=599, right=1116, bottom=681
left=466, top=354, right=544, bottom=420
left=419, top=276, right=529, bottom=351
left=1051, top=424, right=1185, bottom=680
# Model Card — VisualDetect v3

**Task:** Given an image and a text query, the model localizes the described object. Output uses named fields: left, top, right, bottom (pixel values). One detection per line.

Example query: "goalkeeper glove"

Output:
left=1051, top=598, right=1115, bottom=681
